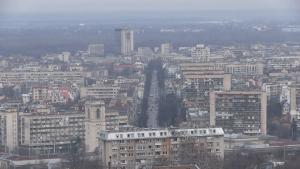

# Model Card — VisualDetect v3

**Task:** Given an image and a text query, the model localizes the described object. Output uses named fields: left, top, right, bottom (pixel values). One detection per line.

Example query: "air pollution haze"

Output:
left=1, top=0, right=300, bottom=56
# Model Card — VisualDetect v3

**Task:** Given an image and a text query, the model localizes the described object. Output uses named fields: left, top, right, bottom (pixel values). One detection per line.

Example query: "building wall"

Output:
left=115, top=27, right=134, bottom=55
left=32, top=86, right=49, bottom=103
left=0, top=109, right=19, bottom=152
left=0, top=72, right=91, bottom=87
left=98, top=128, right=224, bottom=169
left=210, top=92, right=267, bottom=135
left=20, top=113, right=85, bottom=153
left=84, top=100, right=106, bottom=152
left=290, top=87, right=300, bottom=121
left=191, top=45, right=210, bottom=63
left=80, top=86, right=120, bottom=99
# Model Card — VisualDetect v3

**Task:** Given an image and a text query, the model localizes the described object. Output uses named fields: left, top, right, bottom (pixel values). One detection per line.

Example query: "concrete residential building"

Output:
left=115, top=27, right=134, bottom=55
left=224, top=62, right=264, bottom=75
left=261, top=81, right=293, bottom=102
left=138, top=47, right=153, bottom=55
left=0, top=71, right=91, bottom=87
left=32, top=86, right=49, bottom=103
left=161, top=43, right=173, bottom=54
left=80, top=85, right=121, bottom=99
left=19, top=112, right=85, bottom=154
left=210, top=91, right=267, bottom=135
left=88, top=44, right=104, bottom=55
left=191, top=44, right=210, bottom=63
left=181, top=73, right=231, bottom=111
left=290, top=87, right=300, bottom=122
left=98, top=127, right=224, bottom=169
left=0, top=109, right=20, bottom=152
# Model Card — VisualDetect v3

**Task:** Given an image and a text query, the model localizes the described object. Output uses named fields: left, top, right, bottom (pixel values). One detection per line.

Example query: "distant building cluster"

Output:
left=1, top=25, right=300, bottom=168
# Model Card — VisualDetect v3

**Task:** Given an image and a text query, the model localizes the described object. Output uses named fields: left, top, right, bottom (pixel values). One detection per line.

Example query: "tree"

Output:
left=62, top=137, right=103, bottom=169
left=176, top=137, right=223, bottom=169
left=223, top=148, right=267, bottom=169
left=290, top=118, right=298, bottom=141
left=267, top=101, right=283, bottom=118
left=268, top=123, right=290, bottom=139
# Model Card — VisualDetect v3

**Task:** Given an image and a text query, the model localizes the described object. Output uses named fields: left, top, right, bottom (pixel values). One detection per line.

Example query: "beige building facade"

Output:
left=0, top=109, right=20, bottom=152
left=98, top=127, right=224, bottom=169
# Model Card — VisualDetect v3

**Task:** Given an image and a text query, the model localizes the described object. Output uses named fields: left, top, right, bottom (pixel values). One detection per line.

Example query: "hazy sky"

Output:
left=0, top=0, right=300, bottom=13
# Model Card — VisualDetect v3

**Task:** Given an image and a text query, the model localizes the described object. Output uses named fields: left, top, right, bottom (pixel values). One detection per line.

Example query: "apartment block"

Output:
left=32, top=86, right=49, bottom=103
left=98, top=127, right=224, bottom=169
left=210, top=92, right=267, bottom=135
left=191, top=44, right=210, bottom=63
left=290, top=87, right=300, bottom=122
left=115, top=27, right=134, bottom=55
left=20, top=113, right=85, bottom=154
left=0, top=71, right=91, bottom=87
left=80, top=85, right=120, bottom=99
left=224, top=62, right=264, bottom=75
left=88, top=44, right=104, bottom=55
left=261, top=81, right=293, bottom=102
left=181, top=73, right=231, bottom=111
left=0, top=109, right=20, bottom=152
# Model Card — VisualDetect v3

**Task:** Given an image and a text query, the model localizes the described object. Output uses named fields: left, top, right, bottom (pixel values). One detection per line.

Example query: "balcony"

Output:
left=244, top=129, right=260, bottom=134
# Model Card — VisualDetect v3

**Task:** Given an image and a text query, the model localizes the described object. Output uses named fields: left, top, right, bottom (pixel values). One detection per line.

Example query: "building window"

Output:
left=88, top=109, right=90, bottom=119
left=163, top=151, right=168, bottom=155
left=97, top=109, right=100, bottom=118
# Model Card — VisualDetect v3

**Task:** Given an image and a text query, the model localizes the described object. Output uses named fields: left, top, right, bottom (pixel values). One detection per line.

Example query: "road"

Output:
left=147, top=70, right=159, bottom=128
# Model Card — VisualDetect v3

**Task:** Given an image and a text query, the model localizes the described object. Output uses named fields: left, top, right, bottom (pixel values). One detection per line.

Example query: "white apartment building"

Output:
left=267, top=60, right=300, bottom=70
left=48, top=64, right=61, bottom=71
left=114, top=76, right=139, bottom=85
left=22, top=93, right=32, bottom=104
left=191, top=44, right=210, bottom=63
left=224, top=62, right=264, bottom=75
left=261, top=81, right=293, bottom=103
left=88, top=44, right=104, bottom=55
left=161, top=43, right=173, bottom=54
left=115, top=27, right=134, bottom=55
left=0, top=71, right=91, bottom=87
left=80, top=85, right=120, bottom=99
left=98, top=127, right=224, bottom=169
left=166, top=65, right=180, bottom=77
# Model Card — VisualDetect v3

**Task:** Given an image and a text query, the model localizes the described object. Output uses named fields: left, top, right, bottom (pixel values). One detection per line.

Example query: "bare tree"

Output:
left=223, top=147, right=266, bottom=169
left=176, top=137, right=223, bottom=169
left=61, top=136, right=103, bottom=169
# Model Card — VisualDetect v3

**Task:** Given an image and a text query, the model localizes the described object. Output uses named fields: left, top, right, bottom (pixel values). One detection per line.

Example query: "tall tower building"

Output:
left=115, top=27, right=134, bottom=55
left=191, top=44, right=210, bottom=62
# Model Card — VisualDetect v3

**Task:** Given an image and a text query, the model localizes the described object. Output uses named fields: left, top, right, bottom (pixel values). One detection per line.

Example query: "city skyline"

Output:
left=1, top=0, right=299, bottom=13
